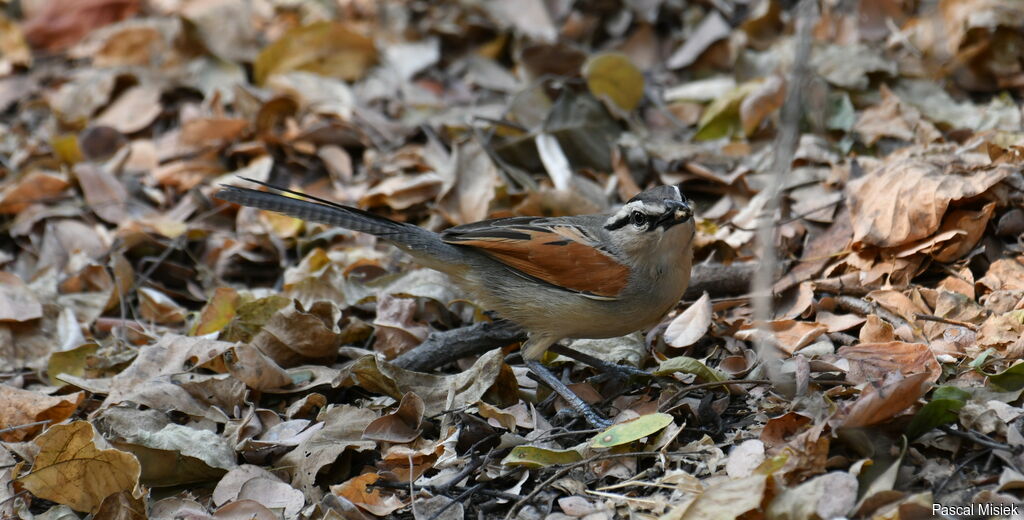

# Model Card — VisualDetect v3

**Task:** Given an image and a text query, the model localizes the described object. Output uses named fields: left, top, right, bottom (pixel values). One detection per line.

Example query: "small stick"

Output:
left=0, top=420, right=51, bottom=435
left=915, top=314, right=979, bottom=331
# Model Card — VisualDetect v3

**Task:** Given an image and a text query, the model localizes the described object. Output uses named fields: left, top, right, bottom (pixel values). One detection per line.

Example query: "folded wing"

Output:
left=442, top=218, right=628, bottom=299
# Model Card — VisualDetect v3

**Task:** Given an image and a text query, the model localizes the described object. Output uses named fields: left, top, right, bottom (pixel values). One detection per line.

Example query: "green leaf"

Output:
left=590, top=413, right=674, bottom=448
left=905, top=386, right=970, bottom=440
left=985, top=363, right=1024, bottom=392
left=654, top=356, right=727, bottom=382
left=502, top=446, right=582, bottom=468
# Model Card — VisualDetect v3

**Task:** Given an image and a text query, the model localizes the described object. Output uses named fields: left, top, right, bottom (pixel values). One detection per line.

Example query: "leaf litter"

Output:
left=0, top=0, right=1024, bottom=518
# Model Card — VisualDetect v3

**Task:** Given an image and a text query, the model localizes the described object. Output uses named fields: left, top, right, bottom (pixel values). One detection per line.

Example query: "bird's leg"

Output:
left=548, top=344, right=650, bottom=380
left=525, top=360, right=612, bottom=429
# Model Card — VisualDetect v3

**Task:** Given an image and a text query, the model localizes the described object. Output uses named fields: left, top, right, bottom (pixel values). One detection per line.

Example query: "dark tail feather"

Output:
left=215, top=179, right=413, bottom=239
left=215, top=178, right=472, bottom=269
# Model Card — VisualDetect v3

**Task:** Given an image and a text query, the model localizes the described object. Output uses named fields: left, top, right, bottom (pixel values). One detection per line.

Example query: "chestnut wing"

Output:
left=442, top=218, right=627, bottom=299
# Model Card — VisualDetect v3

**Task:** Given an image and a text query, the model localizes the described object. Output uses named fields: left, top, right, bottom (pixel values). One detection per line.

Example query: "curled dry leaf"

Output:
left=23, top=0, right=139, bottom=51
left=847, top=155, right=1011, bottom=248
left=734, top=320, right=828, bottom=355
left=835, top=372, right=932, bottom=429
left=0, top=272, right=43, bottom=322
left=347, top=349, right=506, bottom=416
left=331, top=473, right=405, bottom=517
left=278, top=405, right=377, bottom=492
left=0, top=171, right=69, bottom=214
left=361, top=392, right=425, bottom=443
left=18, top=421, right=140, bottom=513
left=836, top=341, right=941, bottom=384
left=0, top=385, right=83, bottom=441
left=664, top=292, right=712, bottom=348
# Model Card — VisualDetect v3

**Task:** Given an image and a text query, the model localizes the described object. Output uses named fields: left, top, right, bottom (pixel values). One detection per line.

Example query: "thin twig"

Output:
left=915, top=314, right=979, bottom=332
left=934, top=448, right=989, bottom=497
left=830, top=294, right=922, bottom=340
left=505, top=451, right=689, bottom=519
left=0, top=420, right=51, bottom=435
left=659, top=380, right=772, bottom=413
left=373, top=481, right=523, bottom=502
left=0, top=490, right=28, bottom=508
left=424, top=482, right=484, bottom=520
left=938, top=425, right=1015, bottom=453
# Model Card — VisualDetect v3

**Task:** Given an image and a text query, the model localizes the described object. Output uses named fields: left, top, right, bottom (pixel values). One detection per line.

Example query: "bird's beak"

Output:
left=657, top=199, right=693, bottom=229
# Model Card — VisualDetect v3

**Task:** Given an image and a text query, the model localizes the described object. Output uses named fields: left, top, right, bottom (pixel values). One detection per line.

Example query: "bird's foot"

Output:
left=548, top=344, right=651, bottom=383
left=526, top=360, right=612, bottom=429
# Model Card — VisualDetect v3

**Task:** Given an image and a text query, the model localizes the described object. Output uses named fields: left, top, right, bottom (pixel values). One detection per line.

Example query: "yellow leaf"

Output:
left=254, top=21, right=377, bottom=85
left=191, top=287, right=239, bottom=336
left=48, top=343, right=98, bottom=386
left=590, top=412, right=674, bottom=448
left=583, top=52, right=645, bottom=113
left=694, top=80, right=762, bottom=141
left=502, top=445, right=583, bottom=468
left=51, top=134, right=82, bottom=164
left=18, top=421, right=140, bottom=513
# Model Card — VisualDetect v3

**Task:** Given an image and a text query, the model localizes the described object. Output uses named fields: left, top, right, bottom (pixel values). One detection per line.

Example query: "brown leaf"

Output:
left=859, top=314, right=896, bottom=343
left=760, top=412, right=812, bottom=449
left=835, top=372, right=932, bottom=429
left=0, top=385, right=83, bottom=441
left=837, top=342, right=941, bottom=384
left=815, top=311, right=866, bottom=333
left=853, top=86, right=939, bottom=146
left=739, top=75, right=785, bottom=135
left=978, top=257, right=1024, bottom=292
left=278, top=405, right=377, bottom=492
left=362, top=392, right=424, bottom=443
left=347, top=349, right=506, bottom=416
left=23, top=0, right=139, bottom=51
left=848, top=155, right=1011, bottom=247
left=0, top=171, right=69, bottom=214
left=137, top=287, right=186, bottom=324
left=73, top=163, right=128, bottom=223
left=250, top=300, right=344, bottom=366
left=330, top=473, right=405, bottom=517
left=931, top=203, right=996, bottom=262
left=735, top=320, right=827, bottom=355
left=18, top=421, right=140, bottom=513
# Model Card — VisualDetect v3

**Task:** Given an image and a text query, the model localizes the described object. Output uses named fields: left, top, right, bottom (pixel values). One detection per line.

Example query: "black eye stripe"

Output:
left=604, top=215, right=630, bottom=230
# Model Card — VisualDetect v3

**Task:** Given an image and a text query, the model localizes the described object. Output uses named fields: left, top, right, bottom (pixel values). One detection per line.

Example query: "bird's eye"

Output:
left=630, top=211, right=647, bottom=228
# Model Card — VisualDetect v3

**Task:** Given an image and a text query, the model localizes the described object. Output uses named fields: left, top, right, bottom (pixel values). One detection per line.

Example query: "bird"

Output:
left=215, top=178, right=696, bottom=427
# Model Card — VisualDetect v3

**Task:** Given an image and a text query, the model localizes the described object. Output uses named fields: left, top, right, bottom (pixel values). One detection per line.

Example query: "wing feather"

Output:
left=442, top=219, right=628, bottom=299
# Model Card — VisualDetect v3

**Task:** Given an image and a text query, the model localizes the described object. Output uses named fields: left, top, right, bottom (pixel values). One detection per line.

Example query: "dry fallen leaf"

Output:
left=0, top=385, right=83, bottom=441
left=19, top=421, right=140, bottom=513
left=254, top=21, right=377, bottom=85
left=835, top=372, right=932, bottom=429
left=23, top=0, right=140, bottom=51
left=330, top=473, right=405, bottom=517
left=664, top=292, right=713, bottom=348
left=847, top=155, right=1011, bottom=247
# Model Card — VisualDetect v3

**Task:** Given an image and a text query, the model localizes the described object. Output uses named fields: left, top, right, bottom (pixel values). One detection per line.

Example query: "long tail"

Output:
left=215, top=178, right=464, bottom=266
